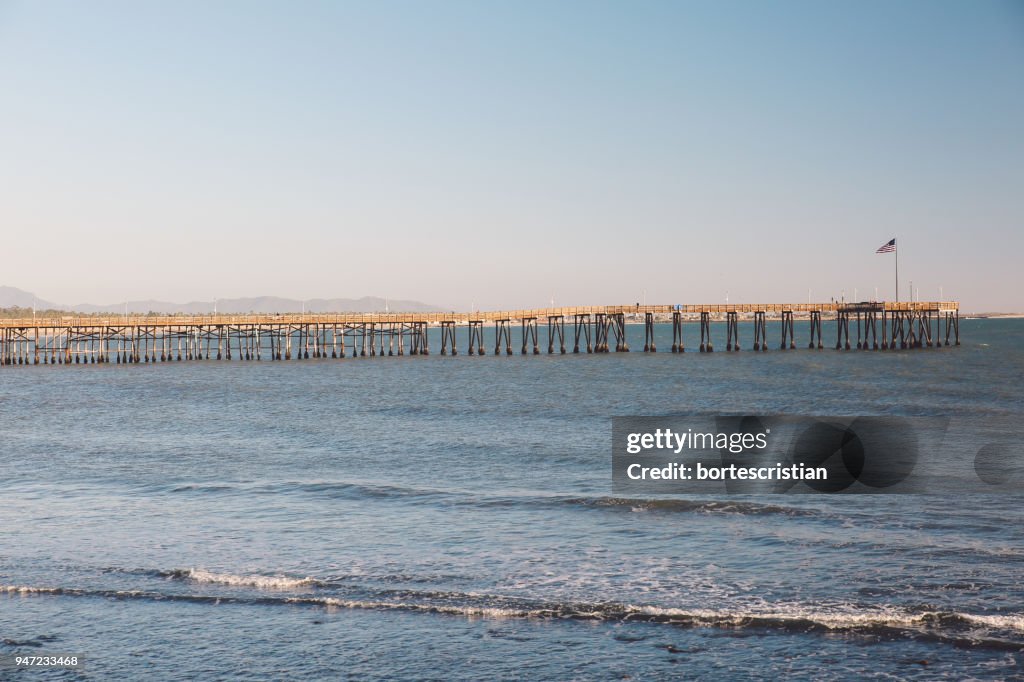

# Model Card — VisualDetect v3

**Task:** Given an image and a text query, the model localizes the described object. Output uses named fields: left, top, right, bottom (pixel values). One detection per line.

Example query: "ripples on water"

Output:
left=1, top=319, right=1022, bottom=679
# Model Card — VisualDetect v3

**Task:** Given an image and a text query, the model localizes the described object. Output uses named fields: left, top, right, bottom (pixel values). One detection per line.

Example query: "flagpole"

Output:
left=895, top=237, right=899, bottom=303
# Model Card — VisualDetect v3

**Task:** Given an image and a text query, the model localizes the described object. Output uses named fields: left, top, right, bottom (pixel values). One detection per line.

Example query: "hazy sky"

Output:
left=1, top=1, right=1021, bottom=311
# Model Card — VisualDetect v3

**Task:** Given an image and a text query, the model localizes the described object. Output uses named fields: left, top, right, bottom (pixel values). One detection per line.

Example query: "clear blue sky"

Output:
left=1, top=0, right=1021, bottom=311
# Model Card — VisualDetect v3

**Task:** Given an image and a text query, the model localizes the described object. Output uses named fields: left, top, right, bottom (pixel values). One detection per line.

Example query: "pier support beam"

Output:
left=611, top=313, right=628, bottom=352
left=406, top=322, right=428, bottom=355
left=865, top=311, right=879, bottom=350
left=440, top=321, right=457, bottom=355
left=906, top=311, right=918, bottom=349
left=521, top=317, right=539, bottom=355
left=808, top=311, right=823, bottom=349
left=594, top=313, right=609, bottom=353
left=699, top=312, right=713, bottom=352
left=547, top=315, right=565, bottom=354
left=671, top=311, right=684, bottom=352
left=889, top=311, right=906, bottom=349
left=573, top=314, right=592, bottom=353
left=780, top=310, right=795, bottom=349
left=836, top=311, right=851, bottom=350
left=752, top=311, right=767, bottom=351
left=468, top=320, right=485, bottom=355
left=361, top=324, right=370, bottom=357
left=495, top=319, right=512, bottom=355
left=920, top=311, right=934, bottom=348
left=419, top=322, right=429, bottom=354
left=725, top=312, right=739, bottom=351
left=644, top=312, right=656, bottom=352
left=944, top=310, right=959, bottom=346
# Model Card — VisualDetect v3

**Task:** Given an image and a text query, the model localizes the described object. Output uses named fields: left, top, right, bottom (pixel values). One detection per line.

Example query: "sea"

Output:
left=1, top=318, right=1022, bottom=680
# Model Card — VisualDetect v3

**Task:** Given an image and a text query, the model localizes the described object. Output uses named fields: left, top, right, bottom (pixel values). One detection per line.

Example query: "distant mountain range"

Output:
left=0, top=286, right=443, bottom=314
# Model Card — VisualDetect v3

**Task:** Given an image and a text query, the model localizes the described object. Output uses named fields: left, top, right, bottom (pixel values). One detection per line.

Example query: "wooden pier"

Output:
left=0, top=302, right=959, bottom=365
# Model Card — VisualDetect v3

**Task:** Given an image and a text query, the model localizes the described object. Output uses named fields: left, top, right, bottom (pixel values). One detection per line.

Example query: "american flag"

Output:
left=876, top=238, right=896, bottom=253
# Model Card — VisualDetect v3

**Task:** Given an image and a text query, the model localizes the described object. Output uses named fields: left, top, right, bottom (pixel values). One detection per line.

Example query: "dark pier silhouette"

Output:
left=0, top=302, right=959, bottom=365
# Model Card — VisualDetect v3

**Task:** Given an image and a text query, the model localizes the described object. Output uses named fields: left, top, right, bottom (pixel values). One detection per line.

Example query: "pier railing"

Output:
left=0, top=301, right=959, bottom=328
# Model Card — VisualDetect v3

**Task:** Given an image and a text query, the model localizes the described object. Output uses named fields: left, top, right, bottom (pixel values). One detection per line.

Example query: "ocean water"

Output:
left=1, top=318, right=1022, bottom=680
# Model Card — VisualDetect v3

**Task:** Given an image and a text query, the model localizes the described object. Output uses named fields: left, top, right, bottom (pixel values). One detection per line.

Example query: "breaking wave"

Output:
left=163, top=479, right=821, bottom=517
left=4, top=583, right=1022, bottom=651
left=160, top=569, right=317, bottom=590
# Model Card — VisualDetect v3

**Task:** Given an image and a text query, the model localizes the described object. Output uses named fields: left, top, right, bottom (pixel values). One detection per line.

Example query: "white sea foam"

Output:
left=311, top=598, right=533, bottom=619
left=295, top=597, right=1024, bottom=635
left=180, top=569, right=315, bottom=590
left=626, top=603, right=920, bottom=628
left=0, top=585, right=56, bottom=594
left=628, top=603, right=1024, bottom=632
left=960, top=613, right=1024, bottom=632
left=4, top=581, right=1023, bottom=636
